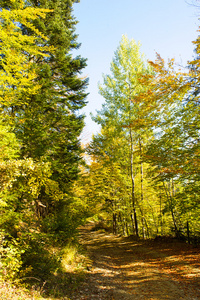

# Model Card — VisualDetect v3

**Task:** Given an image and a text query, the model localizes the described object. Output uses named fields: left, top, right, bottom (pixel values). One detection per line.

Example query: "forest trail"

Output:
left=72, top=223, right=200, bottom=300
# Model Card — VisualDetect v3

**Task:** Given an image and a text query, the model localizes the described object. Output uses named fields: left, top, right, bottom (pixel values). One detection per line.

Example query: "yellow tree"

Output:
left=0, top=0, right=62, bottom=280
left=142, top=33, right=200, bottom=239
left=0, top=0, right=53, bottom=109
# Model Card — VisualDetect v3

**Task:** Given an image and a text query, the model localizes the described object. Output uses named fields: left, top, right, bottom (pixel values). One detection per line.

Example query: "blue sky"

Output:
left=73, top=0, right=200, bottom=141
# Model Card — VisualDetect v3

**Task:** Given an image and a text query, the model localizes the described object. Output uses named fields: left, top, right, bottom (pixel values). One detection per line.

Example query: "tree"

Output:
left=0, top=0, right=53, bottom=109
left=3, top=0, right=88, bottom=236
left=88, top=125, right=132, bottom=235
left=0, top=0, right=66, bottom=280
left=0, top=0, right=89, bottom=280
left=143, top=33, right=200, bottom=239
left=90, top=33, right=200, bottom=241
left=92, top=35, right=155, bottom=237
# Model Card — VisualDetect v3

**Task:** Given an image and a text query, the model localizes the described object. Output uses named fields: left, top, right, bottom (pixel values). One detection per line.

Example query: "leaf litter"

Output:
left=71, top=223, right=200, bottom=300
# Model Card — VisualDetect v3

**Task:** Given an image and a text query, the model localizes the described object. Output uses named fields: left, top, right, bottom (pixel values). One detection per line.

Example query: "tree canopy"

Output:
left=0, top=0, right=199, bottom=292
left=86, top=34, right=200, bottom=241
left=0, top=0, right=88, bottom=283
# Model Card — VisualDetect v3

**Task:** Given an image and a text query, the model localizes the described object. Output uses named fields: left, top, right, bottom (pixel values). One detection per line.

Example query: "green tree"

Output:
left=0, top=0, right=88, bottom=280
left=93, top=35, right=154, bottom=237
left=0, top=0, right=66, bottom=280
left=4, top=0, right=88, bottom=235
left=144, top=33, right=200, bottom=240
left=88, top=125, right=132, bottom=235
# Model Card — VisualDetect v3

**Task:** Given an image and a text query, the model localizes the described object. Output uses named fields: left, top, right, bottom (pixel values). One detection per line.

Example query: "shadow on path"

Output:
left=72, top=223, right=200, bottom=300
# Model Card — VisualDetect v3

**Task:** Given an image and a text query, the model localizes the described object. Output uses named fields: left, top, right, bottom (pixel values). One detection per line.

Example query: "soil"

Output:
left=71, top=222, right=200, bottom=300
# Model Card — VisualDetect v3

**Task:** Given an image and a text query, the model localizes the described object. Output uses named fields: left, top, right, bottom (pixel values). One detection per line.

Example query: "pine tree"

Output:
left=0, top=0, right=71, bottom=279
left=11, top=0, right=89, bottom=233
left=0, top=0, right=88, bottom=244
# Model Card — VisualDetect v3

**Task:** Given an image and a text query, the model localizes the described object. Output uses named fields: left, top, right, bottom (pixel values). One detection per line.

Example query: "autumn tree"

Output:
left=88, top=125, right=132, bottom=235
left=143, top=32, right=200, bottom=240
left=0, top=0, right=88, bottom=280
left=0, top=0, right=53, bottom=108
left=90, top=33, right=200, bottom=241
left=1, top=0, right=88, bottom=237
left=0, top=0, right=66, bottom=280
left=91, top=36, right=157, bottom=237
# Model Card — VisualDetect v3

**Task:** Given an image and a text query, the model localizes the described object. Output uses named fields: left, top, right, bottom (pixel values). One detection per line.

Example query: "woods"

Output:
left=0, top=0, right=199, bottom=298
left=0, top=0, right=88, bottom=286
left=85, top=35, right=200, bottom=241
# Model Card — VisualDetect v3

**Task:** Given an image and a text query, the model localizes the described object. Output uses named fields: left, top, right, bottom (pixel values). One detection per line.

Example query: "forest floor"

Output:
left=71, top=222, right=200, bottom=300
left=0, top=223, right=199, bottom=300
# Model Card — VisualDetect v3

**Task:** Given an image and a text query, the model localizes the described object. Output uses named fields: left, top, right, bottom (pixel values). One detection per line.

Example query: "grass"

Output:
left=0, top=241, right=89, bottom=300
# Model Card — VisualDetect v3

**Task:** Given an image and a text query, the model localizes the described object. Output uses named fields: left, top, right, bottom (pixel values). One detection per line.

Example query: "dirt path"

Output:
left=72, top=223, right=200, bottom=300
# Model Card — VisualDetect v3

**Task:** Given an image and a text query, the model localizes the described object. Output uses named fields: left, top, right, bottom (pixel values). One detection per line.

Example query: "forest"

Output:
left=0, top=0, right=199, bottom=299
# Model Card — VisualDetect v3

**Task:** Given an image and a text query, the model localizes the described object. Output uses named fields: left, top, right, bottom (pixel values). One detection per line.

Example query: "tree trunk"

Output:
left=139, top=137, right=145, bottom=238
left=113, top=212, right=117, bottom=235
left=160, top=195, right=163, bottom=235
left=187, top=221, right=190, bottom=244
left=163, top=181, right=178, bottom=237
left=130, top=128, right=139, bottom=237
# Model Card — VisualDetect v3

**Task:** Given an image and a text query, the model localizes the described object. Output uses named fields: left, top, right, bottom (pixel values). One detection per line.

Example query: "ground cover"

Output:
left=72, top=223, right=200, bottom=300
left=1, top=222, right=199, bottom=300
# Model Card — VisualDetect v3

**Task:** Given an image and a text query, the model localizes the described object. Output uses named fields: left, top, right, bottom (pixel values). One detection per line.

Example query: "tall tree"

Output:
left=88, top=125, right=131, bottom=234
left=143, top=34, right=200, bottom=238
left=9, top=0, right=88, bottom=233
left=0, top=0, right=69, bottom=280
left=0, top=0, right=52, bottom=110
left=92, top=35, right=154, bottom=237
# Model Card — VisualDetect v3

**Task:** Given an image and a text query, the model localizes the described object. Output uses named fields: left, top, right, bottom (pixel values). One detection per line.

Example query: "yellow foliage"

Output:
left=0, top=0, right=54, bottom=106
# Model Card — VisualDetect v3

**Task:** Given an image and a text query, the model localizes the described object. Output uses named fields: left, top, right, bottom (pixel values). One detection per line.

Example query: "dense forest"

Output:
left=0, top=0, right=88, bottom=285
left=0, top=0, right=199, bottom=296
left=84, top=34, right=200, bottom=241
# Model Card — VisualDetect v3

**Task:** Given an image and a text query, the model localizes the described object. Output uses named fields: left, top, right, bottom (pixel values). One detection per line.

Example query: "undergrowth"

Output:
left=0, top=239, right=89, bottom=300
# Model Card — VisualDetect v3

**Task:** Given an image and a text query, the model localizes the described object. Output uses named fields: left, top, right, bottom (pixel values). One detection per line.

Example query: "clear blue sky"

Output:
left=73, top=0, right=200, bottom=141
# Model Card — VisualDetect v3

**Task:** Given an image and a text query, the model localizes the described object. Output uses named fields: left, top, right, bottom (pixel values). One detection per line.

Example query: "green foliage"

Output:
left=0, top=0, right=88, bottom=284
left=0, top=123, right=18, bottom=160
left=0, top=231, right=25, bottom=280
left=20, top=232, right=61, bottom=280
left=87, top=33, right=200, bottom=242
left=89, top=36, right=156, bottom=237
